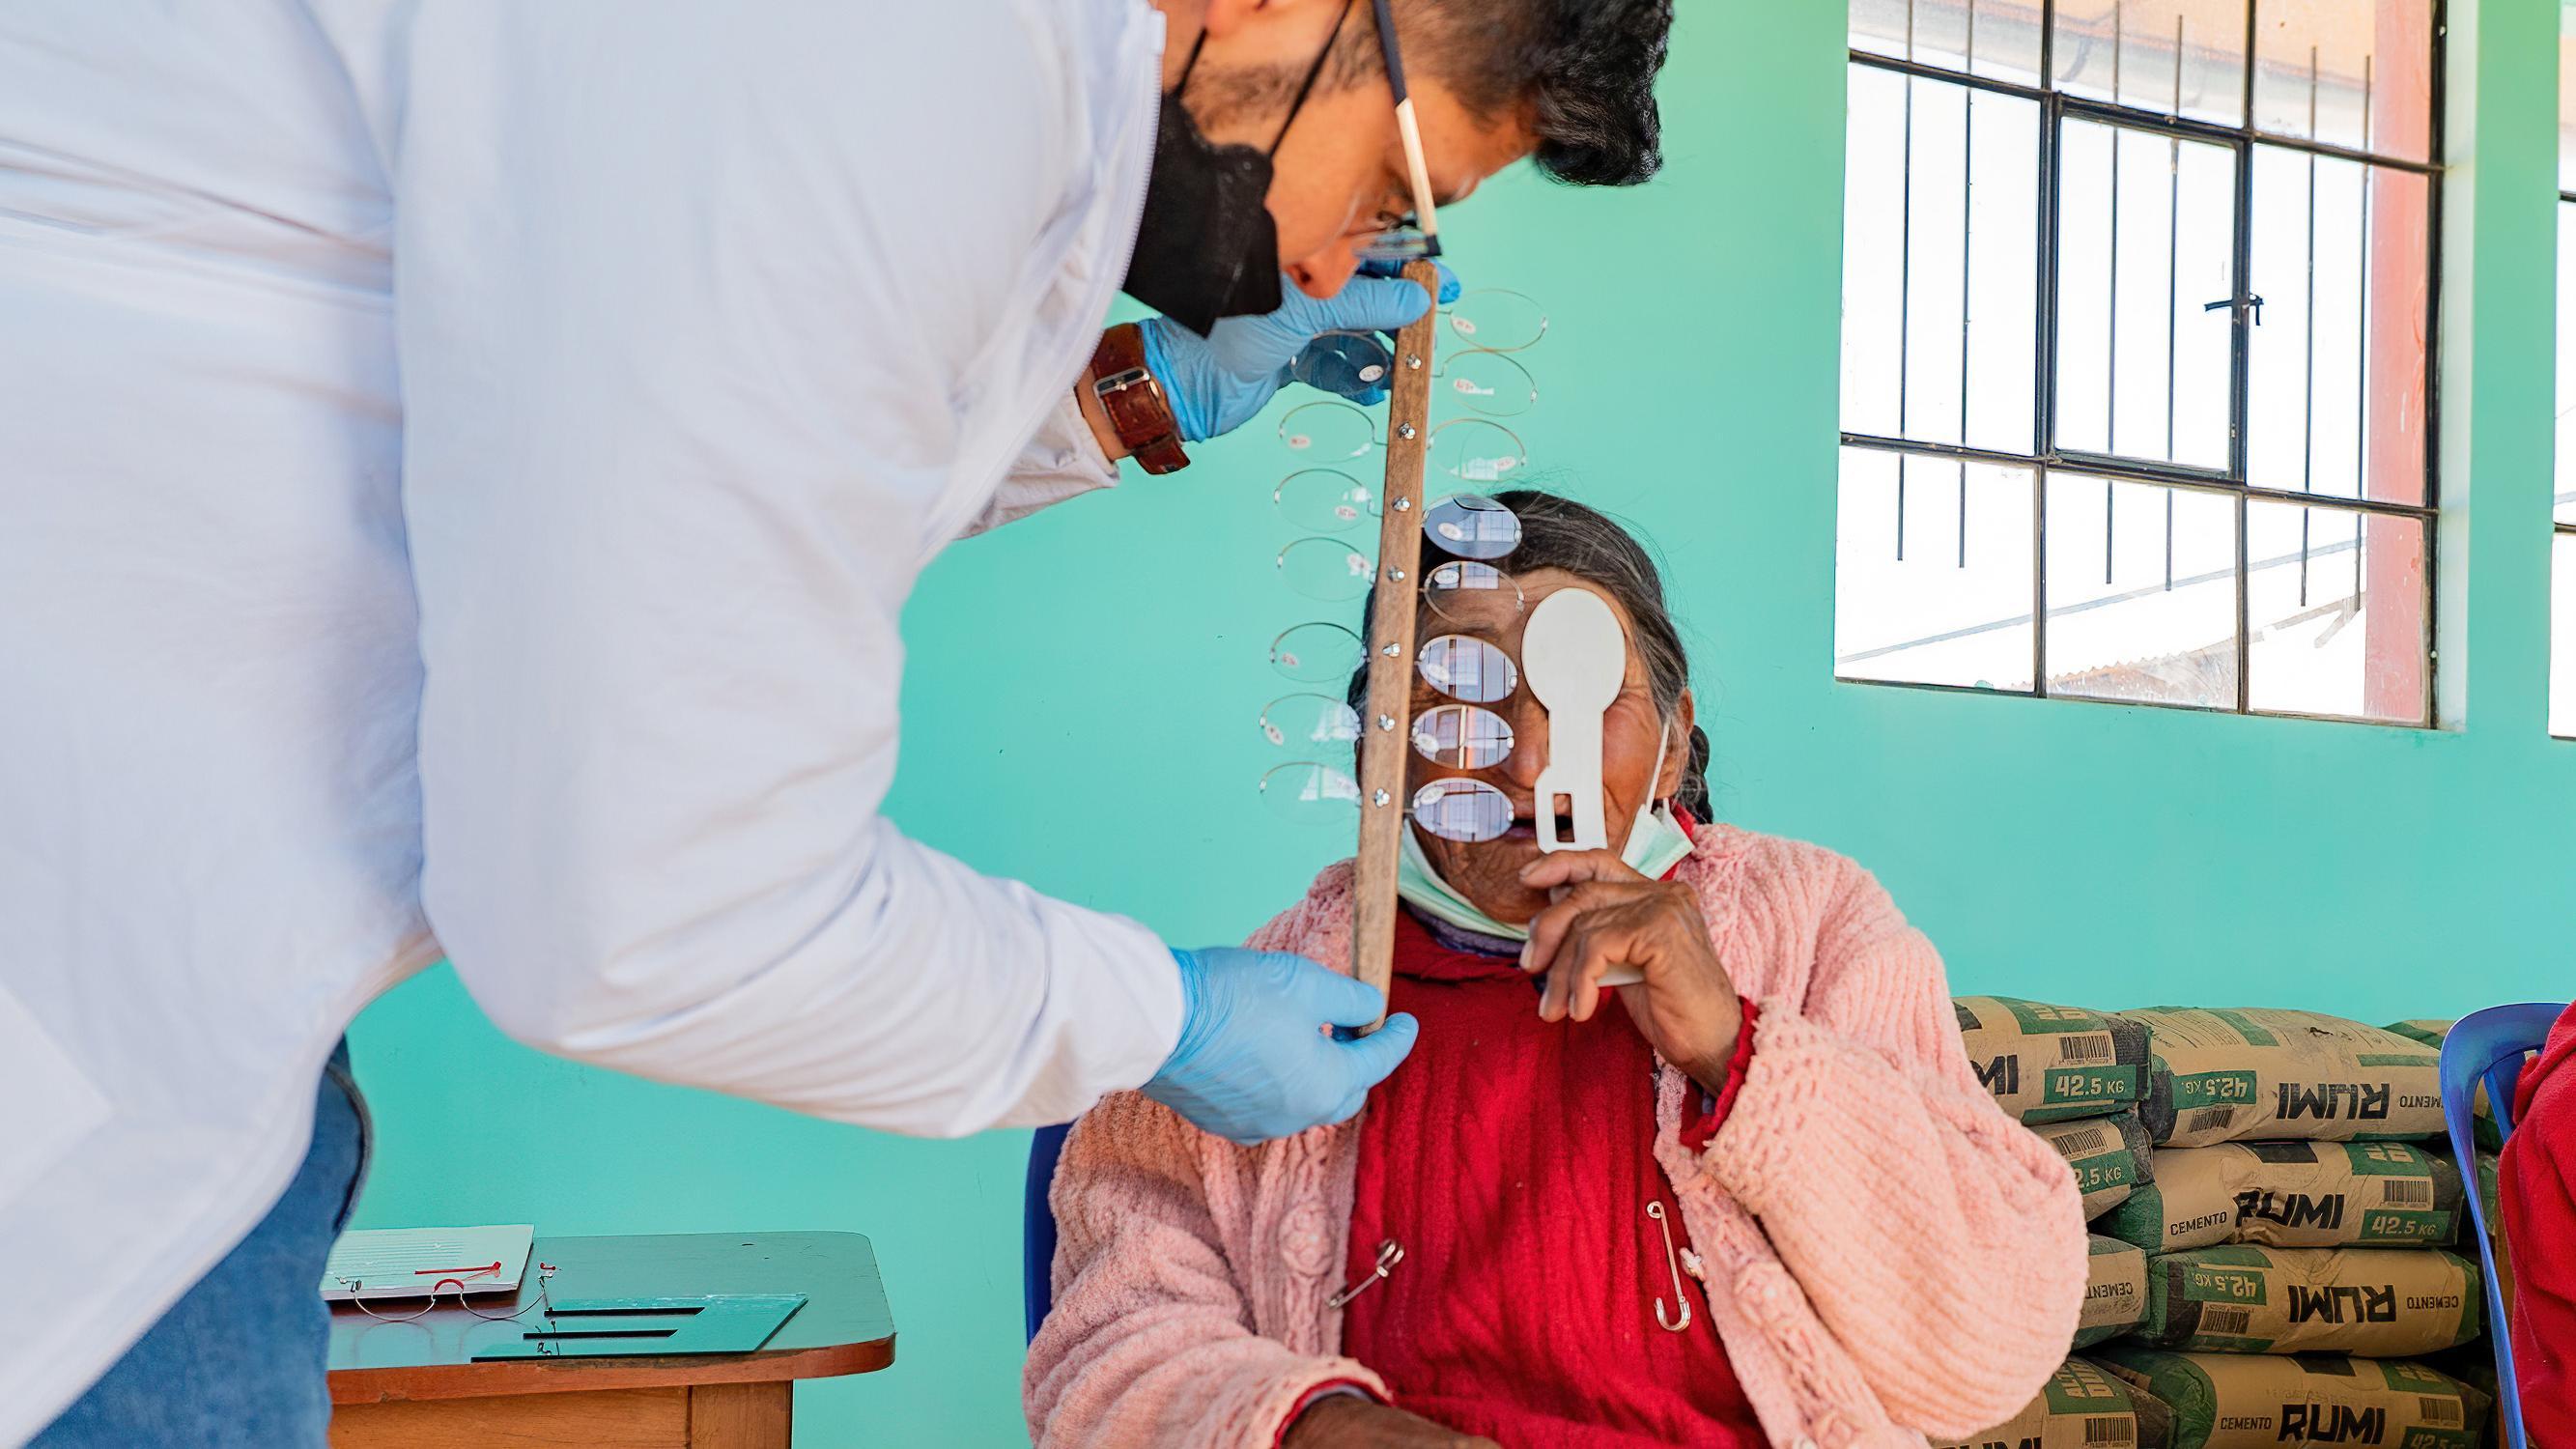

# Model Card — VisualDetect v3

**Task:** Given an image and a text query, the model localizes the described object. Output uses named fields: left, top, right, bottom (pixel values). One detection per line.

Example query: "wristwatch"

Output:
left=1089, top=323, right=1191, bottom=474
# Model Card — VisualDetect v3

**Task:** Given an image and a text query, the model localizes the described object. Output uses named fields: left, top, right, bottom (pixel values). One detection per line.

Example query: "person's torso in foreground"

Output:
left=0, top=2, right=1147, bottom=1436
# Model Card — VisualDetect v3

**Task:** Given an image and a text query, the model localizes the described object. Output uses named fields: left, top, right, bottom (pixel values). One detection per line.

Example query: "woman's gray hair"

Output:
left=1350, top=488, right=1712, bottom=817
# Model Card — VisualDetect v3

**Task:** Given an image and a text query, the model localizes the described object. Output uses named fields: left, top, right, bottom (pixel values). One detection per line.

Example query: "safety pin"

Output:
left=1646, top=1202, right=1690, bottom=1332
left=1328, top=1239, right=1403, bottom=1310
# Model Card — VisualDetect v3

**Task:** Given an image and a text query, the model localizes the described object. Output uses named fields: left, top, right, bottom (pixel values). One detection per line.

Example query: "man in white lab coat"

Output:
left=0, top=0, right=1673, bottom=1440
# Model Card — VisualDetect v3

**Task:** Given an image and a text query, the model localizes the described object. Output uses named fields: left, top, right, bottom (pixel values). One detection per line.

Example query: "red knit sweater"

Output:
left=1336, top=906, right=1763, bottom=1447
left=2504, top=1001, right=2576, bottom=1445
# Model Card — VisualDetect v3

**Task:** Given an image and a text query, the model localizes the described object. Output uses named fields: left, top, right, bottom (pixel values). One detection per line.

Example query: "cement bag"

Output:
left=2033, top=1113, right=2158, bottom=1220
left=2475, top=1154, right=2513, bottom=1325
left=2077, top=1236, right=2150, bottom=1350
left=2424, top=1349, right=2502, bottom=1449
left=2097, top=1350, right=2488, bottom=1449
left=2137, top=1245, right=2481, bottom=1357
left=2099, top=1142, right=2463, bottom=1252
left=2382, top=1021, right=2449, bottom=1051
left=2127, top=1009, right=2443, bottom=1148
left=1933, top=1356, right=2175, bottom=1449
left=2384, top=1021, right=2507, bottom=1151
left=1958, top=997, right=2150, bottom=1123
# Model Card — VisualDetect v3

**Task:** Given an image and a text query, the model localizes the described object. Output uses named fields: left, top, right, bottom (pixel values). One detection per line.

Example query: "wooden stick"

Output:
left=1349, top=258, right=1442, bottom=1025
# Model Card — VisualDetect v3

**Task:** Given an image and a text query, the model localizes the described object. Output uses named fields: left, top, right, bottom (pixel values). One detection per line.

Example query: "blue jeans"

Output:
left=34, top=1047, right=368, bottom=1448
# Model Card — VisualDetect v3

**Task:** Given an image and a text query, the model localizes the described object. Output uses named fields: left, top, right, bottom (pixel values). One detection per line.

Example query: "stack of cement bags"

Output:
left=2383, top=1019, right=2507, bottom=1156
left=1939, top=999, right=2166, bottom=1447
left=1941, top=1002, right=2501, bottom=1449
left=2097, top=1353, right=2489, bottom=1449
left=1931, top=1357, right=2174, bottom=1449
left=1954, top=1000, right=2160, bottom=1348
left=2383, top=1018, right=2516, bottom=1321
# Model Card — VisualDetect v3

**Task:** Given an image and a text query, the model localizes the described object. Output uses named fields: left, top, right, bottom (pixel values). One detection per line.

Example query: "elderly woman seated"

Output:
left=1025, top=492, right=2086, bottom=1449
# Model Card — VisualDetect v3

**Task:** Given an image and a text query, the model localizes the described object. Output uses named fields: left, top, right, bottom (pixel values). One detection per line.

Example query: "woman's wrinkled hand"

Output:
left=1517, top=849, right=1742, bottom=1093
left=1283, top=1395, right=1501, bottom=1449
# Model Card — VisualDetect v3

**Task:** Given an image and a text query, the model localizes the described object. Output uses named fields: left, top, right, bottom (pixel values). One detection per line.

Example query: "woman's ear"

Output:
left=1657, top=689, right=1697, bottom=799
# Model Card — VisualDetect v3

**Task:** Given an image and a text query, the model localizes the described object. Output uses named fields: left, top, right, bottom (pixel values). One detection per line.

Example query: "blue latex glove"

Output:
left=1140, top=263, right=1462, bottom=442
left=1309, top=258, right=1463, bottom=406
left=1142, top=947, right=1420, bottom=1145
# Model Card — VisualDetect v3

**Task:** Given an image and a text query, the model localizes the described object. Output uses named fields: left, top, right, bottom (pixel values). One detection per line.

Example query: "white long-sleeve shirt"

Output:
left=0, top=3, right=1179, bottom=1435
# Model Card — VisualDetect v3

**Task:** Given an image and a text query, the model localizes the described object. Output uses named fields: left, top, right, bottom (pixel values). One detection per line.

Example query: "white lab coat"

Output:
left=0, top=2, right=1181, bottom=1435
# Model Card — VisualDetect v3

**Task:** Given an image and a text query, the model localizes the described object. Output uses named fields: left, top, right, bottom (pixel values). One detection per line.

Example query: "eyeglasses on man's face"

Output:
left=1364, top=0, right=1442, bottom=263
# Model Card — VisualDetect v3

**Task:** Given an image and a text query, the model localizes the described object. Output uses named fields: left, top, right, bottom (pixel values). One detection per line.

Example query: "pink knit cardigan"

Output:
left=1026, top=826, right=2086, bottom=1448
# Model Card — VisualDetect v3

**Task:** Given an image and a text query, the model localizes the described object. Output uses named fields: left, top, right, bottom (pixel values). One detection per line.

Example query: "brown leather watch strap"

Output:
left=1090, top=323, right=1191, bottom=475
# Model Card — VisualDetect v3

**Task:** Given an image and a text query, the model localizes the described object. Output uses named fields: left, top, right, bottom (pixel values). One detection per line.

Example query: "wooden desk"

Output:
left=327, top=1231, right=894, bottom=1448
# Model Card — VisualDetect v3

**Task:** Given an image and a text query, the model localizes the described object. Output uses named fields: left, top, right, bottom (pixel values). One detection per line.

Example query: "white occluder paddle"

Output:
left=1521, top=585, right=1646, bottom=988
left=1522, top=585, right=1626, bottom=855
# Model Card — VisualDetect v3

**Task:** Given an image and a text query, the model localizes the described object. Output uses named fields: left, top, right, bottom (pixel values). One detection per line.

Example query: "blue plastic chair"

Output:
left=2441, top=1002, right=2564, bottom=1449
left=1024, top=1122, right=1074, bottom=1344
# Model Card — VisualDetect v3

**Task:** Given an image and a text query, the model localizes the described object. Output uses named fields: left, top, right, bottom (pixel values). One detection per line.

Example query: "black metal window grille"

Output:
left=2557, top=178, right=2574, bottom=737
left=1838, top=0, right=2444, bottom=725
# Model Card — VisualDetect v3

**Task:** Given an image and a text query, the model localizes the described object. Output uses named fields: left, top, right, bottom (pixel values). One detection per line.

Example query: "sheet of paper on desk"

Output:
left=321, top=1224, right=535, bottom=1300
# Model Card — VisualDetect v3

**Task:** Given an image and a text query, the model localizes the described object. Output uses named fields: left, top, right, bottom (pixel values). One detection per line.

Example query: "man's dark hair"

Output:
left=1414, top=0, right=1674, bottom=187
left=1192, top=0, right=1673, bottom=188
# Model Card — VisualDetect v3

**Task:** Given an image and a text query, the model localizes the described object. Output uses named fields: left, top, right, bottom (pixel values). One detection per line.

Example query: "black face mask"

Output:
left=1122, top=9, right=1351, bottom=337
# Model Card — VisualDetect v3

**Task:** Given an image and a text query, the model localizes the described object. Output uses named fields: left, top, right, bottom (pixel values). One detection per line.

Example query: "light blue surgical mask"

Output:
left=1395, top=727, right=1694, bottom=944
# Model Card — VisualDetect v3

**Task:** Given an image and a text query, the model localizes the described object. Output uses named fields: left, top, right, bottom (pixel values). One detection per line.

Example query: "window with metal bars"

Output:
left=1836, top=0, right=2441, bottom=725
left=2553, top=6, right=2576, bottom=738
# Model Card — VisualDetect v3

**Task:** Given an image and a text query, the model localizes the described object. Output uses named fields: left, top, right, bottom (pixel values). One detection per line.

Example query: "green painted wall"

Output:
left=345, top=1, right=2571, bottom=1442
